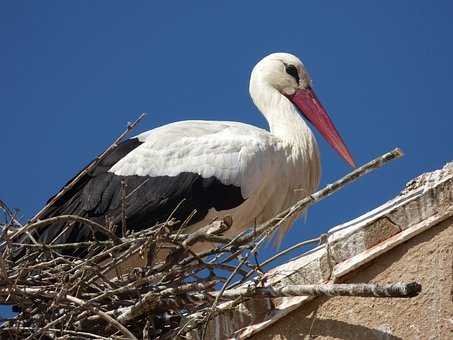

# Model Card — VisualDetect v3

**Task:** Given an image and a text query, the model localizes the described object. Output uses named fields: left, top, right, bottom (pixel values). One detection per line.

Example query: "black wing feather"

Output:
left=33, top=137, right=245, bottom=248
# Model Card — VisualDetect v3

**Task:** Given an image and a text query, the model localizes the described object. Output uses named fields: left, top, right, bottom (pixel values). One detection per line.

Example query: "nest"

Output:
left=0, top=205, right=332, bottom=339
left=0, top=207, right=421, bottom=339
left=0, top=213, right=238, bottom=337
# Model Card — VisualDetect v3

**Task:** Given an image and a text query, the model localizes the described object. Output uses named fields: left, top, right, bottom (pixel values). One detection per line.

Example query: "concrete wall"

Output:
left=252, top=217, right=453, bottom=340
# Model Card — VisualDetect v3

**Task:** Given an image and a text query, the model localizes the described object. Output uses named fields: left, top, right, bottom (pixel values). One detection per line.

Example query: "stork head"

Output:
left=250, top=52, right=355, bottom=168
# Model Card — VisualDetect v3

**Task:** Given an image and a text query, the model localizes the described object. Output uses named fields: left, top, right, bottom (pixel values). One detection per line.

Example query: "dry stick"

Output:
left=201, top=216, right=281, bottom=338
left=201, top=252, right=251, bottom=339
left=232, top=236, right=323, bottom=288
left=0, top=202, right=40, bottom=247
left=65, top=294, right=137, bottom=340
left=29, top=112, right=147, bottom=224
left=9, top=215, right=121, bottom=244
left=36, top=313, right=67, bottom=338
left=117, top=281, right=216, bottom=324
left=111, top=281, right=218, bottom=319
left=1, top=327, right=111, bottom=340
left=115, top=221, right=233, bottom=323
left=177, top=296, right=248, bottom=336
left=0, top=200, right=23, bottom=228
left=125, top=178, right=150, bottom=201
left=199, top=148, right=404, bottom=336
left=259, top=236, right=322, bottom=268
left=161, top=218, right=236, bottom=269
left=10, top=240, right=115, bottom=249
left=178, top=218, right=232, bottom=247
left=163, top=281, right=422, bottom=310
left=121, top=179, right=128, bottom=238
left=207, top=282, right=422, bottom=299
left=116, top=223, right=235, bottom=323
left=90, top=227, right=169, bottom=282
left=65, top=239, right=136, bottom=276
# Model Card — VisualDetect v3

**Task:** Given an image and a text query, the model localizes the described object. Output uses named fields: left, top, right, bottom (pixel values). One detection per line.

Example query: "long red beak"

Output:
left=289, top=87, right=356, bottom=168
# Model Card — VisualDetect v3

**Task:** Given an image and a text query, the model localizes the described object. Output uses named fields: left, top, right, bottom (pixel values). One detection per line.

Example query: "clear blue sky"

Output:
left=1, top=2, right=452, bottom=269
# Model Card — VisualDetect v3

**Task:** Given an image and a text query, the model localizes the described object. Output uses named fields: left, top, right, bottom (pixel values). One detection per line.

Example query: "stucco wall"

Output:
left=252, top=217, right=453, bottom=340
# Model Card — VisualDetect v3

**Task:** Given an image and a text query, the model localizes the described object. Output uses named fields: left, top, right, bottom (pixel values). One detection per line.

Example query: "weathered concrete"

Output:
left=252, top=217, right=453, bottom=340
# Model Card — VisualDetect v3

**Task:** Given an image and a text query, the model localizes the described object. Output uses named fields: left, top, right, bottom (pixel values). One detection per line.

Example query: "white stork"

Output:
left=35, top=52, right=354, bottom=252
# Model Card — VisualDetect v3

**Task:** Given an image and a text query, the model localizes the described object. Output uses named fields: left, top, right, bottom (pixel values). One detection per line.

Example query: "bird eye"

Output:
left=285, top=64, right=300, bottom=85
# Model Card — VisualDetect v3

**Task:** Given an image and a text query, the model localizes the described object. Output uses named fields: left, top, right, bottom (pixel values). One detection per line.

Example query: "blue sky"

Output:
left=1, top=1, right=452, bottom=272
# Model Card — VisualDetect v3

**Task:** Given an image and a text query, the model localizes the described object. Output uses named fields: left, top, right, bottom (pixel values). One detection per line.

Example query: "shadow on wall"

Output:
left=301, top=307, right=402, bottom=340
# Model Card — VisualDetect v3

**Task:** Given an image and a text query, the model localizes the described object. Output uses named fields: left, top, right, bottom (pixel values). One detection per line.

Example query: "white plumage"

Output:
left=112, top=121, right=286, bottom=198
left=110, top=118, right=320, bottom=241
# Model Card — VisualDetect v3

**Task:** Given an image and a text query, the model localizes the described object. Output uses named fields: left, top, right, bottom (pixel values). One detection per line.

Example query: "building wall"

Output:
left=252, top=217, right=453, bottom=340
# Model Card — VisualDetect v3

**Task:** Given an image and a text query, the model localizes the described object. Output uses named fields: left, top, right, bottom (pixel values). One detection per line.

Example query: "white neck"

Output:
left=250, top=81, right=316, bottom=149
left=251, top=79, right=322, bottom=226
left=250, top=80, right=321, bottom=229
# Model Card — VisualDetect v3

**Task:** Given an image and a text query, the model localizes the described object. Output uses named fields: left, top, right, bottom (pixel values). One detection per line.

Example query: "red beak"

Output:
left=289, top=87, right=356, bottom=168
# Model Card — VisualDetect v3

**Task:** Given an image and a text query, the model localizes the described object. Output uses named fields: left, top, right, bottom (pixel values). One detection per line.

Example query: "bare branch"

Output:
left=207, top=282, right=422, bottom=299
left=9, top=215, right=121, bottom=244
left=65, top=294, right=138, bottom=340
left=121, top=179, right=128, bottom=238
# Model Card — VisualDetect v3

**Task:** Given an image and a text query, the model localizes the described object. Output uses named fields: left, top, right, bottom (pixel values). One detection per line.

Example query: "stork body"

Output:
left=35, top=53, right=353, bottom=251
left=114, top=119, right=320, bottom=242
